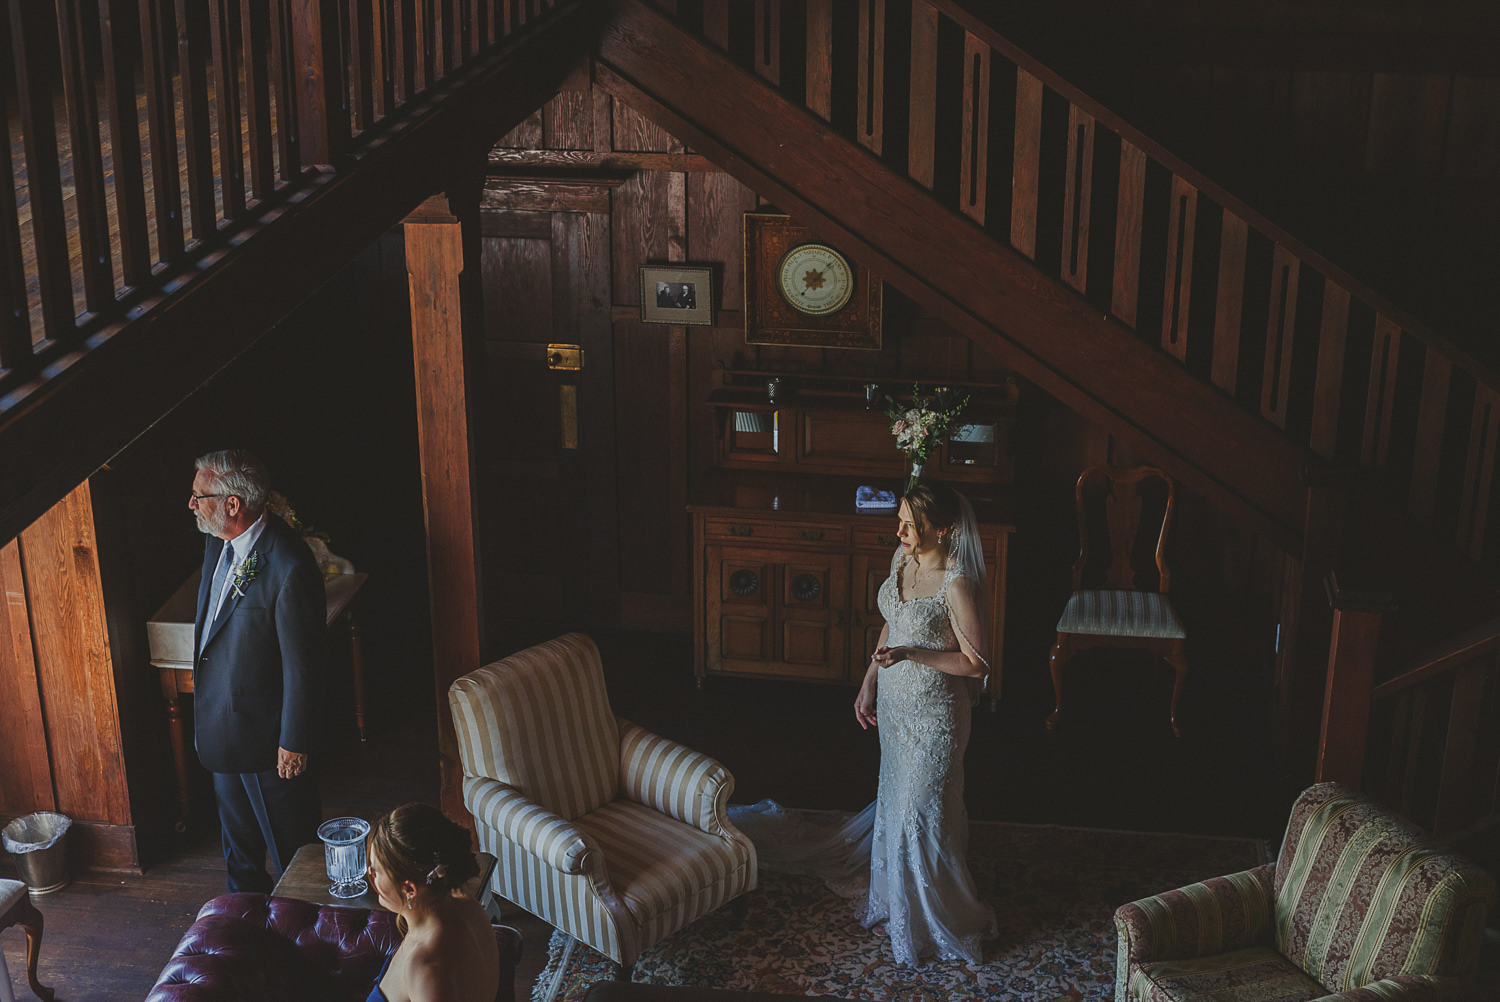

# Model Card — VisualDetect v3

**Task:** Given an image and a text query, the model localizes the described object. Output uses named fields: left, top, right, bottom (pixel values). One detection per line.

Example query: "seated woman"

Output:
left=366, top=803, right=500, bottom=1002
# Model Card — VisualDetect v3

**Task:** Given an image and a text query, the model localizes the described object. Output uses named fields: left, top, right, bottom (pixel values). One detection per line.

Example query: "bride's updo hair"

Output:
left=902, top=481, right=962, bottom=538
left=370, top=802, right=479, bottom=900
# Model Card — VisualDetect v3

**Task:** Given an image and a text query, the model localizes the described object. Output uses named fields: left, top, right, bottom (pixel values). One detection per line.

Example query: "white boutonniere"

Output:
left=230, top=551, right=262, bottom=598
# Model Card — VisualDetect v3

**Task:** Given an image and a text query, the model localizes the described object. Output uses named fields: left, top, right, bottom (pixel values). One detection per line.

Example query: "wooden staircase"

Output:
left=595, top=1, right=1500, bottom=586
left=0, top=0, right=596, bottom=546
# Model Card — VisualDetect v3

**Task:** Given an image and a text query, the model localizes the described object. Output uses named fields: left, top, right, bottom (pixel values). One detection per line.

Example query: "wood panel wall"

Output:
left=483, top=64, right=1033, bottom=638
left=0, top=482, right=139, bottom=869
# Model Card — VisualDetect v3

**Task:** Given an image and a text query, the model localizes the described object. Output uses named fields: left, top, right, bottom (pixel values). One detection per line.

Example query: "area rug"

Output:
left=532, top=818, right=1270, bottom=1002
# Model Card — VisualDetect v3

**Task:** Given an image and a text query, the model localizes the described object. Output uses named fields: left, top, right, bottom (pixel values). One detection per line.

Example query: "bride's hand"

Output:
left=871, top=645, right=914, bottom=667
left=854, top=685, right=878, bottom=730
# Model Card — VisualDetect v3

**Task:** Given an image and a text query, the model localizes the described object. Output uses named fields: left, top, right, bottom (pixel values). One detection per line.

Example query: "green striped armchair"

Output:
left=1115, top=782, right=1495, bottom=1002
left=449, top=633, right=757, bottom=974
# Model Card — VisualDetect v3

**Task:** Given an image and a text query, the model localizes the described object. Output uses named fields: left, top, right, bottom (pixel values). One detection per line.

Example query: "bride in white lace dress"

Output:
left=732, top=482, right=997, bottom=965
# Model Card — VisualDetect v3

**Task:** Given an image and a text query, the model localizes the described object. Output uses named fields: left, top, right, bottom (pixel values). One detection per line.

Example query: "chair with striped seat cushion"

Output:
left=1114, top=782, right=1496, bottom=1002
left=1048, top=465, right=1190, bottom=737
left=449, top=633, right=757, bottom=976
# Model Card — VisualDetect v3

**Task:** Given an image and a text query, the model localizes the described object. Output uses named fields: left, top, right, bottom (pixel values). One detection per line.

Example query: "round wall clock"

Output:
left=777, top=242, right=854, bottom=316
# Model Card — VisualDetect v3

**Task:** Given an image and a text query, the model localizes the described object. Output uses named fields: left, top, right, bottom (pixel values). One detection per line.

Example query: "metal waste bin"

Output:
left=2, top=811, right=71, bottom=895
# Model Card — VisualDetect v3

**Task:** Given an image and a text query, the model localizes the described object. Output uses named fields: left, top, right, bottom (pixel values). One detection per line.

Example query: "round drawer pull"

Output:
left=729, top=569, right=760, bottom=597
left=791, top=573, right=822, bottom=602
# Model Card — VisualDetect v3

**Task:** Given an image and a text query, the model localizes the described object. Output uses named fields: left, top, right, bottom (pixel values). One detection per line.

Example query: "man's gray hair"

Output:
left=195, top=449, right=270, bottom=511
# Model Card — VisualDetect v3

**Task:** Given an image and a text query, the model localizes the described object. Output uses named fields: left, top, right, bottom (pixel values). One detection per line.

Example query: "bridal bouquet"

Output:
left=883, top=384, right=970, bottom=489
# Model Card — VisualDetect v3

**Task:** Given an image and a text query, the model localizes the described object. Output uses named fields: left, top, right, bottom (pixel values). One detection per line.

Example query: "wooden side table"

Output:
left=148, top=571, right=370, bottom=832
left=272, top=843, right=498, bottom=911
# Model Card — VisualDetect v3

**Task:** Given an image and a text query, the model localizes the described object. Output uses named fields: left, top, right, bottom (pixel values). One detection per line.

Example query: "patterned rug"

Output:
left=531, top=818, right=1270, bottom=1001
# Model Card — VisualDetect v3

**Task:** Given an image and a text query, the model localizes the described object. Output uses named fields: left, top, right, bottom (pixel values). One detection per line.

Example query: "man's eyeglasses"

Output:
left=190, top=492, right=227, bottom=502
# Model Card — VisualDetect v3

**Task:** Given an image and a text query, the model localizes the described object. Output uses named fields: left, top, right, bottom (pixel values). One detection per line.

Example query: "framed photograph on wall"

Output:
left=639, top=265, right=715, bottom=326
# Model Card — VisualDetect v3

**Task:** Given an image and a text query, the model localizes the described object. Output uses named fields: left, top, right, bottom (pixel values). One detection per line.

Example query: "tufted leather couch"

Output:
left=146, top=893, right=521, bottom=1002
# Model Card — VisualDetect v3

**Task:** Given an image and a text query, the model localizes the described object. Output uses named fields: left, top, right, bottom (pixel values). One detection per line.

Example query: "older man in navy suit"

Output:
left=190, top=449, right=325, bottom=892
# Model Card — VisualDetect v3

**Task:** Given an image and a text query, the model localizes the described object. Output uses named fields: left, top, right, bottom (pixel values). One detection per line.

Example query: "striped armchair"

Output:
left=1114, top=783, right=1495, bottom=1002
left=448, top=633, right=757, bottom=974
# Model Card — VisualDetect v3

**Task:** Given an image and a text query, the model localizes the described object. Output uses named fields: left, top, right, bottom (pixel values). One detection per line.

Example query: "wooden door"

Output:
left=477, top=204, right=616, bottom=630
left=850, top=549, right=893, bottom=677
left=705, top=545, right=774, bottom=674
left=774, top=551, right=847, bottom=681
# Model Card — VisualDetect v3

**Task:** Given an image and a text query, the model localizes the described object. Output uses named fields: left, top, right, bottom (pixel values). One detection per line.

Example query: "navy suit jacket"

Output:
left=193, top=514, right=326, bottom=774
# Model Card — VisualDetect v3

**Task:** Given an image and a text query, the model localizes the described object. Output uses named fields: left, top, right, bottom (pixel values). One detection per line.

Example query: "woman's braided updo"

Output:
left=369, top=802, right=480, bottom=904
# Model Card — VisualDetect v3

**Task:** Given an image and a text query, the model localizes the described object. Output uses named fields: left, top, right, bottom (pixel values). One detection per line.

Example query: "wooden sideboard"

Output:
left=689, top=471, right=1013, bottom=707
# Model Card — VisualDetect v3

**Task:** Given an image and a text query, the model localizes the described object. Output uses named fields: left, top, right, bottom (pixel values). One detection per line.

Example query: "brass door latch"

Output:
left=547, top=344, right=584, bottom=370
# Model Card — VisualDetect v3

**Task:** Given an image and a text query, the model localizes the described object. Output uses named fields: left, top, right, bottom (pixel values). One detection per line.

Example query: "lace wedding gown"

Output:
left=731, top=551, right=996, bottom=966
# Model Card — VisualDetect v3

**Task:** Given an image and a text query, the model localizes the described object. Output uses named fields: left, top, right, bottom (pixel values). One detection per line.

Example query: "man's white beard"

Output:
left=196, top=508, right=226, bottom=536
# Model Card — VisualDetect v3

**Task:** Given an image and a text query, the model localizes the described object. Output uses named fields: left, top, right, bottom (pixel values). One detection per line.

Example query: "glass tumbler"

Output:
left=317, top=817, right=371, bottom=898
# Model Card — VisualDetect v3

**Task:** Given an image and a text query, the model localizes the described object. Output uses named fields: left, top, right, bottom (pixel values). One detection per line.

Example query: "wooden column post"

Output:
left=1275, top=468, right=1347, bottom=789
left=405, top=180, right=486, bottom=827
left=1316, top=573, right=1395, bottom=787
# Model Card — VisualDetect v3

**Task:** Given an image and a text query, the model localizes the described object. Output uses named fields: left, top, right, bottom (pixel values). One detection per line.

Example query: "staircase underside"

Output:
left=596, top=0, right=1317, bottom=555
left=0, top=5, right=593, bottom=546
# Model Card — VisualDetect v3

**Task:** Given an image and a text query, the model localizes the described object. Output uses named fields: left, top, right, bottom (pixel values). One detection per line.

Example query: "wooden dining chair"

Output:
left=1047, top=465, right=1188, bottom=737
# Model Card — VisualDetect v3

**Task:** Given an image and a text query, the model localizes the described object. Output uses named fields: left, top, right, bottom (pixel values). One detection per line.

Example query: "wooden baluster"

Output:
left=210, top=0, right=247, bottom=220
left=1259, top=244, right=1301, bottom=429
left=1399, top=687, right=1429, bottom=821
left=703, top=0, right=728, bottom=49
left=0, top=89, right=27, bottom=369
left=1362, top=315, right=1402, bottom=470
left=291, top=0, right=349, bottom=170
left=806, top=0, right=832, bottom=121
left=434, top=0, right=451, bottom=79
left=349, top=0, right=376, bottom=132
left=1457, top=386, right=1500, bottom=561
left=1384, top=691, right=1412, bottom=806
left=754, top=0, right=780, bottom=85
left=268, top=0, right=297, bottom=181
left=390, top=0, right=413, bottom=106
left=958, top=33, right=990, bottom=226
left=10, top=0, right=75, bottom=339
left=1309, top=282, right=1350, bottom=459
left=1434, top=658, right=1491, bottom=837
left=414, top=0, right=430, bottom=91
left=57, top=0, right=115, bottom=313
left=241, top=0, right=275, bottom=201
left=907, top=2, right=938, bottom=190
left=99, top=0, right=152, bottom=290
left=856, top=0, right=885, bottom=155
left=1160, top=176, right=1197, bottom=362
left=370, top=0, right=391, bottom=117
left=176, top=0, right=217, bottom=240
left=1111, top=140, right=1145, bottom=327
left=1060, top=104, right=1094, bottom=294
left=1212, top=212, right=1248, bottom=394
left=1408, top=350, right=1452, bottom=526
left=1010, top=68, right=1042, bottom=258
left=139, top=0, right=185, bottom=259
left=1315, top=575, right=1393, bottom=788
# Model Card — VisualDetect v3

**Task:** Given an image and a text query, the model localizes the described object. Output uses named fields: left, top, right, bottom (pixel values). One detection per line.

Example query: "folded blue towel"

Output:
left=855, top=485, right=897, bottom=510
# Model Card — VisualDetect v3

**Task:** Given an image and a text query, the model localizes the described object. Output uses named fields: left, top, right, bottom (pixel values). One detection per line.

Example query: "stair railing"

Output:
left=1368, top=621, right=1500, bottom=842
left=0, top=0, right=567, bottom=406
left=657, top=0, right=1500, bottom=572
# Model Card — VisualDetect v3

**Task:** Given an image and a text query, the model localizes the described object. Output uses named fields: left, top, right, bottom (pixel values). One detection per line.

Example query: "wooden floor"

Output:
left=3, top=624, right=1489, bottom=1000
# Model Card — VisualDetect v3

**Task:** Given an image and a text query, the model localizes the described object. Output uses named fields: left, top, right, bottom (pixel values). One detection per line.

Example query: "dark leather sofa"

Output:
left=146, top=894, right=521, bottom=1002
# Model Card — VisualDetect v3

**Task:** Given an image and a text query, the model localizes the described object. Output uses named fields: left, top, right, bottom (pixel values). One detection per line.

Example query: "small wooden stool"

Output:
left=0, top=880, right=52, bottom=1002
